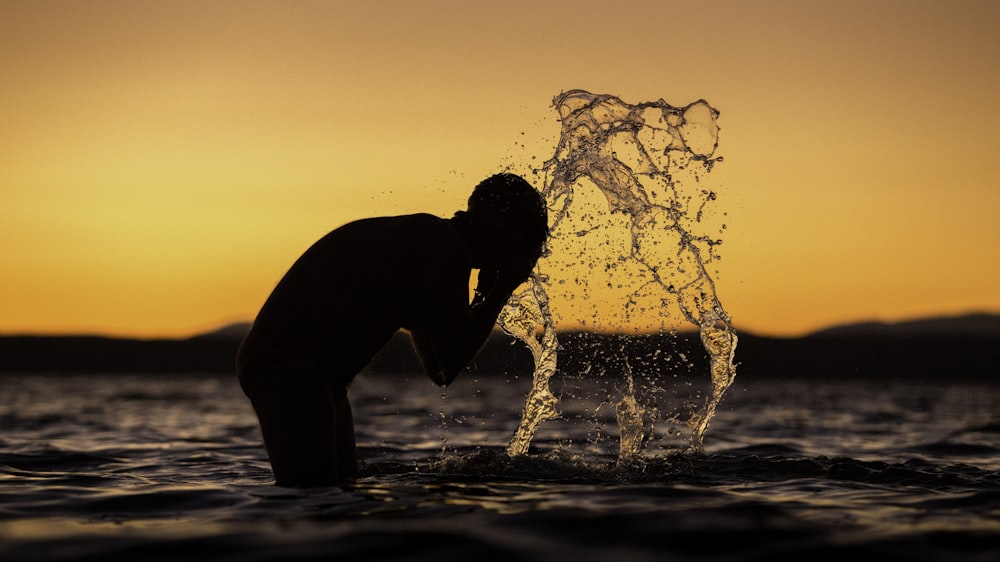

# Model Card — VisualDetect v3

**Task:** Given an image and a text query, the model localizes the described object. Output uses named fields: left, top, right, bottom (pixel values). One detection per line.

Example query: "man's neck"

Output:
left=449, top=212, right=482, bottom=268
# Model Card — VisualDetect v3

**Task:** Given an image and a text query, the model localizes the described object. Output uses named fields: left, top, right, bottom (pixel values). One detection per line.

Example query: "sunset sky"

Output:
left=2, top=0, right=998, bottom=338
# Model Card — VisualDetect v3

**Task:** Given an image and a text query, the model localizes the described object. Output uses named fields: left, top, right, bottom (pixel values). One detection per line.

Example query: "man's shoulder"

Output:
left=325, top=213, right=457, bottom=247
left=343, top=213, right=446, bottom=228
left=391, top=212, right=448, bottom=225
left=372, top=213, right=454, bottom=235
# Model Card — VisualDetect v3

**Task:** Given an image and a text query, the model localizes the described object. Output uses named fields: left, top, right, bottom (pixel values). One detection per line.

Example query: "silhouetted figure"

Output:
left=237, top=174, right=548, bottom=487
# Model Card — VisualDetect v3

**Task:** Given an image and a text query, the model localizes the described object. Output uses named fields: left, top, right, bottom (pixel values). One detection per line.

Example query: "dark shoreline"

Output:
left=1, top=313, right=997, bottom=382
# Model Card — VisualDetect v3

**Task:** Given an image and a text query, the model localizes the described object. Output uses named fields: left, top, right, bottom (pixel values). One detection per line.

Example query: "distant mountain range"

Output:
left=736, top=312, right=999, bottom=382
left=0, top=313, right=996, bottom=381
left=805, top=313, right=1000, bottom=338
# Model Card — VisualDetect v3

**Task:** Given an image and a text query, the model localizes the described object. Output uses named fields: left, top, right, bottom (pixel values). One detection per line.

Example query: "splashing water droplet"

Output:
left=504, top=89, right=736, bottom=459
left=501, top=278, right=560, bottom=457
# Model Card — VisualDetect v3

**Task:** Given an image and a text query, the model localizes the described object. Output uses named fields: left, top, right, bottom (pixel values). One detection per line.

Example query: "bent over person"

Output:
left=237, top=174, right=548, bottom=487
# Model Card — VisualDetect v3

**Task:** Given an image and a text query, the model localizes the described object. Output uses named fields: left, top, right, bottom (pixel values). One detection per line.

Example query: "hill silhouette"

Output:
left=0, top=314, right=996, bottom=381
left=806, top=312, right=1000, bottom=338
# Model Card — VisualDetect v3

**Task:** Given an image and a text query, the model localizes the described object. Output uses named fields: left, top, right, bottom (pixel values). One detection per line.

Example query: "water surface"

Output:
left=2, top=372, right=998, bottom=561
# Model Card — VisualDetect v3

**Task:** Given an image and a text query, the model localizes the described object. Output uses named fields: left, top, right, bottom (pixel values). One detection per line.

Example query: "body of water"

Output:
left=1, top=370, right=998, bottom=561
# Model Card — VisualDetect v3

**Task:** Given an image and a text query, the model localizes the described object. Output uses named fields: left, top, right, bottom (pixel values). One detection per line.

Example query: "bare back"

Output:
left=238, top=213, right=472, bottom=386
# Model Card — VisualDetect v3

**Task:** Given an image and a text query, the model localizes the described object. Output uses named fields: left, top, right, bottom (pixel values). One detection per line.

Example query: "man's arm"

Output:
left=411, top=266, right=528, bottom=387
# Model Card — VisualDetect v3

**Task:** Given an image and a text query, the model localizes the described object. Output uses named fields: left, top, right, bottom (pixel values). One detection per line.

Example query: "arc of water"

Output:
left=505, top=90, right=737, bottom=457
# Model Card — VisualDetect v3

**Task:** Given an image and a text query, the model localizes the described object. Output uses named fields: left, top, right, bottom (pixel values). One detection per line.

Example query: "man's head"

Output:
left=453, top=173, right=548, bottom=271
left=466, top=173, right=548, bottom=251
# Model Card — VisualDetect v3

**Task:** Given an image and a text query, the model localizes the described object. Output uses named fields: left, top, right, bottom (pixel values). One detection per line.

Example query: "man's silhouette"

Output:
left=237, top=173, right=548, bottom=487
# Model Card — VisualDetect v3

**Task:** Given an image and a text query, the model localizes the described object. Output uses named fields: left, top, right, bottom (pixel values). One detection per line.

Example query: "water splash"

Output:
left=499, top=274, right=559, bottom=457
left=615, top=358, right=651, bottom=459
left=505, top=90, right=737, bottom=457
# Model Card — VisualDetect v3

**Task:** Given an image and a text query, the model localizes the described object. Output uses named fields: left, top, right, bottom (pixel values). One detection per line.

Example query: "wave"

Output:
left=363, top=445, right=1000, bottom=489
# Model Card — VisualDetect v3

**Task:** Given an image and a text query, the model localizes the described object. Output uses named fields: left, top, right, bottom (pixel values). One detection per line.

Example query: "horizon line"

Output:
left=2, top=310, right=998, bottom=341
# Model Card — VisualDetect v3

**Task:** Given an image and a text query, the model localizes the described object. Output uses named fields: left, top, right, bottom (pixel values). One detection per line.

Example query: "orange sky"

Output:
left=2, top=0, right=998, bottom=338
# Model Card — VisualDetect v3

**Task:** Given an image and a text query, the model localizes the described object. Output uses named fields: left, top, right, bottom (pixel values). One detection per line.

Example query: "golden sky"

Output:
left=2, top=0, right=998, bottom=338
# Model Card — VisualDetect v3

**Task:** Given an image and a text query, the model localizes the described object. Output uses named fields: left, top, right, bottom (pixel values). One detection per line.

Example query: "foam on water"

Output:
left=502, top=90, right=737, bottom=457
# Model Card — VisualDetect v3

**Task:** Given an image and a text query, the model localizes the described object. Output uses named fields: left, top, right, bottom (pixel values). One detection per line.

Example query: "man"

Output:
left=237, top=173, right=548, bottom=487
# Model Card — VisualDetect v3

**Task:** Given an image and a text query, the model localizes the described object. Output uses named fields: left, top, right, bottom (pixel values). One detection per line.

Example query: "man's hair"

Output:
left=467, top=173, right=548, bottom=246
